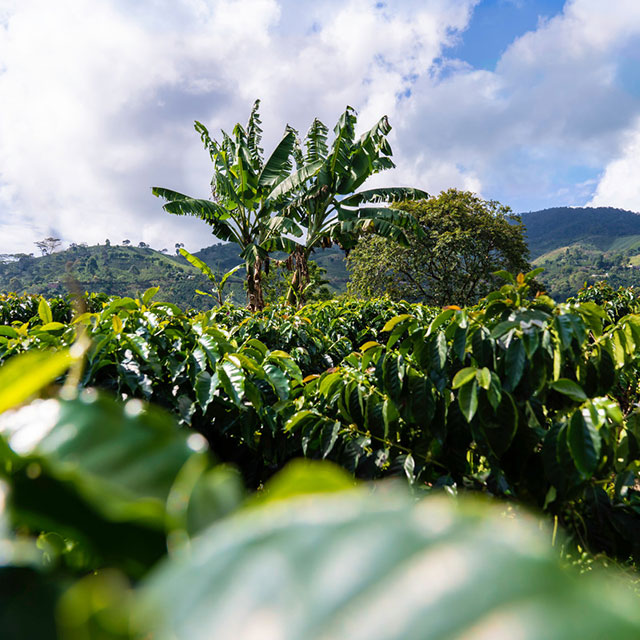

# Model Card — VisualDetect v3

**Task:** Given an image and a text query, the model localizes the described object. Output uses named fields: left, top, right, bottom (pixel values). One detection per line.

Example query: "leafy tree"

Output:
left=347, top=189, right=531, bottom=306
left=279, top=107, right=427, bottom=305
left=34, top=237, right=61, bottom=256
left=122, top=239, right=131, bottom=246
left=153, top=100, right=315, bottom=311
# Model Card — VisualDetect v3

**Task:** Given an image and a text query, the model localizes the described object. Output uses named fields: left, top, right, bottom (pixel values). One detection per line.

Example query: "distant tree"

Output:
left=347, top=189, right=531, bottom=307
left=175, top=242, right=184, bottom=255
left=34, top=237, right=61, bottom=256
left=122, top=239, right=131, bottom=246
left=160, top=248, right=168, bottom=254
left=105, top=239, right=111, bottom=246
left=138, top=242, right=149, bottom=249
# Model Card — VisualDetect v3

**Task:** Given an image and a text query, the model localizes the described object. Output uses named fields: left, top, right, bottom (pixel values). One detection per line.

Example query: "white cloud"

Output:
left=0, top=0, right=477, bottom=254
left=589, top=118, right=640, bottom=209
left=2, top=0, right=640, bottom=259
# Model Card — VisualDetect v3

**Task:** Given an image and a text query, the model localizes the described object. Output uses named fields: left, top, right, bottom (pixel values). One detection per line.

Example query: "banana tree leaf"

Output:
left=267, top=160, right=323, bottom=201
left=258, top=129, right=295, bottom=189
left=179, top=248, right=217, bottom=283
left=340, top=187, right=429, bottom=207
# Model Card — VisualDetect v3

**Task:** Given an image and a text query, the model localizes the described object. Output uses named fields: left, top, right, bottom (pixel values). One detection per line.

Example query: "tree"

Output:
left=138, top=242, right=149, bottom=249
left=122, top=239, right=131, bottom=246
left=346, top=189, right=531, bottom=306
left=34, top=237, right=61, bottom=256
left=153, top=100, right=312, bottom=311
left=277, top=107, right=428, bottom=305
left=175, top=243, right=184, bottom=255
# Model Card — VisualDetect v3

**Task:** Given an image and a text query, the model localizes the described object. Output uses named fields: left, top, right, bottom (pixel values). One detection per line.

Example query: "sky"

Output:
left=1, top=0, right=640, bottom=254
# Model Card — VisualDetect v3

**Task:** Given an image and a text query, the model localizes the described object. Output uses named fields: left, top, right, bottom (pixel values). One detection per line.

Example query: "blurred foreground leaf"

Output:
left=140, top=485, right=640, bottom=640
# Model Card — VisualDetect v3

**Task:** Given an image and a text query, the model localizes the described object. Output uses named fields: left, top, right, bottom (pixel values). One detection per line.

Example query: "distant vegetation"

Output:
left=520, top=206, right=640, bottom=300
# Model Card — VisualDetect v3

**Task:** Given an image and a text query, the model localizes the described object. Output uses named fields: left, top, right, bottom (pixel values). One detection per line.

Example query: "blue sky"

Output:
left=1, top=0, right=640, bottom=253
left=448, top=0, right=565, bottom=69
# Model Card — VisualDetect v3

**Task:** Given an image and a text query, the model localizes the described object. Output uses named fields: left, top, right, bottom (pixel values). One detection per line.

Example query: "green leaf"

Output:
left=264, top=362, right=290, bottom=400
left=37, top=322, right=66, bottom=332
left=568, top=410, right=601, bottom=476
left=382, top=354, right=404, bottom=400
left=381, top=314, right=413, bottom=333
left=487, top=372, right=503, bottom=411
left=139, top=489, right=640, bottom=640
left=0, top=393, right=210, bottom=530
left=194, top=370, right=215, bottom=411
left=452, top=367, right=477, bottom=390
left=37, top=298, right=53, bottom=324
left=431, top=332, right=448, bottom=370
left=0, top=326, right=18, bottom=338
left=179, top=248, right=217, bottom=282
left=257, top=128, right=295, bottom=189
left=218, top=359, right=245, bottom=406
left=284, top=410, right=320, bottom=433
left=249, top=460, right=354, bottom=506
left=0, top=351, right=73, bottom=414
left=476, top=367, right=491, bottom=390
left=550, top=379, right=588, bottom=403
left=503, top=339, right=525, bottom=391
left=493, top=269, right=516, bottom=284
left=266, top=159, right=323, bottom=200
left=142, top=286, right=160, bottom=306
left=458, top=379, right=479, bottom=422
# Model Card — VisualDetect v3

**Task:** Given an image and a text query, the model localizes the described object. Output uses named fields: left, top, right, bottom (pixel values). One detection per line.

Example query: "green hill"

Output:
left=520, top=206, right=640, bottom=259
left=7, top=205, right=640, bottom=306
left=520, top=207, right=640, bottom=299
left=0, top=244, right=234, bottom=310
left=0, top=242, right=349, bottom=308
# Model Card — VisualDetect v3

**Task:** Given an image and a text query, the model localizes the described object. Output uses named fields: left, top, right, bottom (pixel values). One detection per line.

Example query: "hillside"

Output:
left=520, top=207, right=640, bottom=299
left=520, top=206, right=640, bottom=259
left=0, top=242, right=349, bottom=308
left=0, top=244, right=237, bottom=310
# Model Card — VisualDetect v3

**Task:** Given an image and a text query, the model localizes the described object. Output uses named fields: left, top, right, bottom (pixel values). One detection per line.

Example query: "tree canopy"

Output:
left=346, top=189, right=531, bottom=306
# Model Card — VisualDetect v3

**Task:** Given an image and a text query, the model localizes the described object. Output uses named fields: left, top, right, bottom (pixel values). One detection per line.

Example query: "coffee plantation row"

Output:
left=3, top=276, right=640, bottom=637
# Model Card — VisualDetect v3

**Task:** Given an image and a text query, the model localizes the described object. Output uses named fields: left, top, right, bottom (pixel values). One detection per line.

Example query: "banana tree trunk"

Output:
left=286, top=246, right=310, bottom=307
left=246, top=260, right=265, bottom=312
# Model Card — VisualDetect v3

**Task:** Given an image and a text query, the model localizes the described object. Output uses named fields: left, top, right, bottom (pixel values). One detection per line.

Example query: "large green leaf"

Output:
left=266, top=159, right=323, bottom=200
left=0, top=393, right=209, bottom=528
left=567, top=409, right=601, bottom=476
left=0, top=350, right=73, bottom=414
left=339, top=187, right=429, bottom=207
left=258, top=128, right=295, bottom=189
left=550, top=378, right=588, bottom=403
left=139, top=486, right=640, bottom=640
left=179, top=248, right=217, bottom=282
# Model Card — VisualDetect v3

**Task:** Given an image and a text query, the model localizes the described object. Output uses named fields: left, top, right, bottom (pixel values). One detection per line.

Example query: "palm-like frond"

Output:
left=258, top=128, right=295, bottom=189
left=267, top=159, right=323, bottom=201
left=340, top=187, right=429, bottom=208
left=246, top=99, right=264, bottom=170
left=304, top=118, right=329, bottom=164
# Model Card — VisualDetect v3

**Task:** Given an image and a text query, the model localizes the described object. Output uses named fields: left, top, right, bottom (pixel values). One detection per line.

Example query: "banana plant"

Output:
left=178, top=248, right=242, bottom=306
left=153, top=100, right=320, bottom=311
left=275, top=107, right=429, bottom=305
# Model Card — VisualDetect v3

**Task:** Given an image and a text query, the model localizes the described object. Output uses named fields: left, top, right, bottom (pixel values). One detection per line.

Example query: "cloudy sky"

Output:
left=1, top=0, right=640, bottom=254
